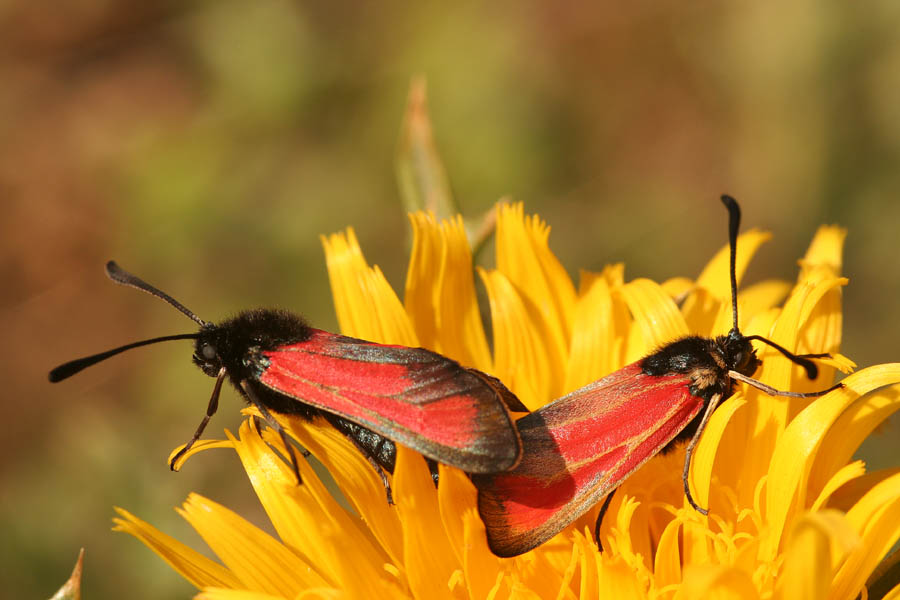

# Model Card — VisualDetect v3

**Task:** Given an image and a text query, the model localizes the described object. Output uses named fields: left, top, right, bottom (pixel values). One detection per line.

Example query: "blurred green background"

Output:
left=3, top=1, right=899, bottom=598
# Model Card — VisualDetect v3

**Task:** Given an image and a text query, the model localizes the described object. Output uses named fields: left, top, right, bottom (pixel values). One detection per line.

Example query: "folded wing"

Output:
left=474, top=361, right=702, bottom=557
left=258, top=329, right=523, bottom=473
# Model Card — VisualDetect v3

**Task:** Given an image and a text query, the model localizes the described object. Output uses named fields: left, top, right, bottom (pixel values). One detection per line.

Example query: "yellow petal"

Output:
left=595, top=554, right=649, bottom=599
left=799, top=225, right=846, bottom=278
left=404, top=212, right=492, bottom=370
left=478, top=267, right=552, bottom=409
left=196, top=590, right=287, bottom=600
left=616, top=278, right=689, bottom=361
left=496, top=203, right=576, bottom=394
left=762, top=364, right=900, bottom=560
left=754, top=276, right=848, bottom=406
left=321, top=228, right=417, bottom=345
left=676, top=565, right=759, bottom=600
left=462, top=509, right=504, bottom=600
left=682, top=230, right=772, bottom=333
left=808, top=382, right=900, bottom=502
left=565, top=269, right=618, bottom=392
left=831, top=471, right=900, bottom=600
left=653, top=517, right=684, bottom=589
left=280, top=417, right=403, bottom=566
left=177, top=493, right=322, bottom=596
left=775, top=510, right=858, bottom=600
left=689, top=393, right=748, bottom=516
left=230, top=424, right=397, bottom=598
left=809, top=460, right=866, bottom=512
left=112, top=507, right=242, bottom=590
left=394, top=445, right=463, bottom=599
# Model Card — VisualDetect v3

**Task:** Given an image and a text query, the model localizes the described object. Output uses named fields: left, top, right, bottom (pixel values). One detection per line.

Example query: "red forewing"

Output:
left=474, top=361, right=703, bottom=557
left=258, top=329, right=523, bottom=473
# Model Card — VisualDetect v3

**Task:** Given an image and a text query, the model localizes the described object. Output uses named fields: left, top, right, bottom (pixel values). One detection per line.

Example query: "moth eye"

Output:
left=201, top=343, right=217, bottom=360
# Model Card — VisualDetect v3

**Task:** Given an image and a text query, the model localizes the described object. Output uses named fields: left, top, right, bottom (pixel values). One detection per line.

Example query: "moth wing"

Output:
left=474, top=361, right=702, bottom=557
left=258, top=329, right=522, bottom=472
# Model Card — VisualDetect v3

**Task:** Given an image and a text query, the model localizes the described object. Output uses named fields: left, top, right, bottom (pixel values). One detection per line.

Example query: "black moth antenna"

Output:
left=680, top=196, right=843, bottom=516
left=719, top=195, right=830, bottom=381
left=48, top=261, right=204, bottom=383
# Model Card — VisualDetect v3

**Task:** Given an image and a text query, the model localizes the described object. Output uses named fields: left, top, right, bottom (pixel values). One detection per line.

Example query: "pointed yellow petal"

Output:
left=682, top=230, right=772, bottom=331
left=755, top=276, right=848, bottom=404
left=809, top=381, right=900, bottom=502
left=831, top=471, right=900, bottom=600
left=178, top=493, right=323, bottom=596
left=495, top=203, right=576, bottom=393
left=654, top=517, right=684, bottom=590
left=479, top=267, right=552, bottom=409
left=230, top=424, right=398, bottom=598
left=762, top=364, right=900, bottom=560
left=799, top=225, right=846, bottom=278
left=437, top=464, right=478, bottom=566
left=280, top=418, right=403, bottom=566
left=810, top=460, right=866, bottom=512
left=695, top=230, right=772, bottom=297
left=565, top=270, right=616, bottom=392
left=394, top=445, right=462, bottom=599
left=689, top=394, right=748, bottom=515
left=321, top=229, right=417, bottom=345
left=112, top=507, right=242, bottom=590
left=405, top=212, right=492, bottom=370
left=616, top=278, right=689, bottom=362
left=462, top=509, right=504, bottom=600
left=775, top=510, right=858, bottom=600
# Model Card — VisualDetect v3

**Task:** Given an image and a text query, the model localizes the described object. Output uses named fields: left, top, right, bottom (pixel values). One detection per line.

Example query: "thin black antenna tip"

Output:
left=103, top=261, right=207, bottom=327
left=721, top=194, right=742, bottom=333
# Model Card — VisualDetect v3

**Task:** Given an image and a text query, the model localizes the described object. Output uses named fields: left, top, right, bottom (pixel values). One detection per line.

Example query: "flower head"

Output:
left=115, top=204, right=900, bottom=599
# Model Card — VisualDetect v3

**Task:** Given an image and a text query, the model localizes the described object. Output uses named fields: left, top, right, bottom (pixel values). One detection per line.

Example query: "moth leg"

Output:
left=345, top=433, right=395, bottom=506
left=170, top=368, right=226, bottom=471
left=240, top=381, right=303, bottom=485
left=593, top=490, right=616, bottom=551
left=426, top=458, right=440, bottom=487
left=682, top=393, right=722, bottom=515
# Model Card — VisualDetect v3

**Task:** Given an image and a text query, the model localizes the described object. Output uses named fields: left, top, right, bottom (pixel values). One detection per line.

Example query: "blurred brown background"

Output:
left=2, top=1, right=899, bottom=598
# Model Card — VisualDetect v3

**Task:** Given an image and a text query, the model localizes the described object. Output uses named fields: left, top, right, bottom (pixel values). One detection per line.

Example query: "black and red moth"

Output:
left=473, top=195, right=842, bottom=557
left=49, top=262, right=525, bottom=497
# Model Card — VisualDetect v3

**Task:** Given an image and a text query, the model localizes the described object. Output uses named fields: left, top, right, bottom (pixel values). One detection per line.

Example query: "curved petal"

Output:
left=616, top=278, right=689, bottom=361
left=681, top=230, right=772, bottom=334
left=762, top=364, right=900, bottom=559
left=775, top=510, right=858, bottom=600
left=831, top=472, right=900, bottom=600
left=496, top=203, right=576, bottom=392
left=231, top=424, right=396, bottom=598
left=280, top=417, right=403, bottom=566
left=177, top=494, right=323, bottom=596
left=478, top=267, right=552, bottom=409
left=565, top=270, right=616, bottom=393
left=321, top=228, right=418, bottom=345
left=112, top=507, right=242, bottom=590
left=405, top=212, right=491, bottom=370
left=394, top=445, right=461, bottom=599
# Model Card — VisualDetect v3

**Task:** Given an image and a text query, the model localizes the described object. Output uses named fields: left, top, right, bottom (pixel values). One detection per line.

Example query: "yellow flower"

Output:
left=114, top=205, right=900, bottom=599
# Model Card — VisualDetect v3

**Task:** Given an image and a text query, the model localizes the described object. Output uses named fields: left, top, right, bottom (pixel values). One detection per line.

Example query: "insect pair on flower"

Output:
left=50, top=196, right=840, bottom=557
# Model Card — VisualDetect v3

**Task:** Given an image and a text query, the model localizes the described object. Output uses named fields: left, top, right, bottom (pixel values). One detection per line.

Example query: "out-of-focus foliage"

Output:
left=1, top=1, right=898, bottom=599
